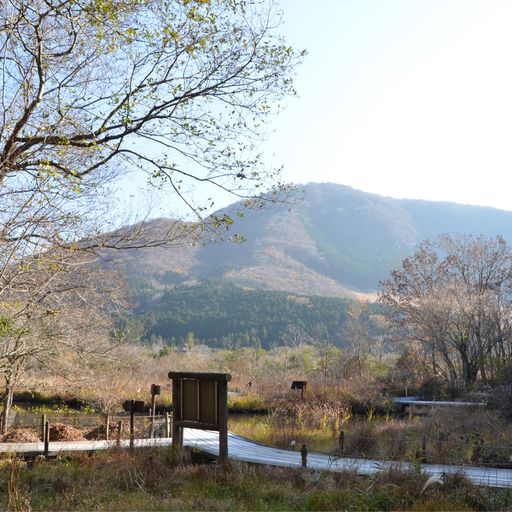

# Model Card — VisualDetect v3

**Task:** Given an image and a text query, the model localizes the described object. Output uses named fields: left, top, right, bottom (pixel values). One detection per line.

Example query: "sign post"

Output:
left=150, top=384, right=161, bottom=438
left=291, top=380, right=307, bottom=399
left=122, top=399, right=145, bottom=451
left=168, top=371, right=231, bottom=464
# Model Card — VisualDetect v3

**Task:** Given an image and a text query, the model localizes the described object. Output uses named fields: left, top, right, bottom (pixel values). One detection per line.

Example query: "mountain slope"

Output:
left=113, top=183, right=512, bottom=296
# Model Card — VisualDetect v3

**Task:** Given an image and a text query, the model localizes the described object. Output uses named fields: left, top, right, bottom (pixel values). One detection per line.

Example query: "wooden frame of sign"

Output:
left=168, top=371, right=231, bottom=464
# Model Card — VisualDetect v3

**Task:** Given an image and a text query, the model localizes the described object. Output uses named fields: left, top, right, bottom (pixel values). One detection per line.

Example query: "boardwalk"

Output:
left=1, top=428, right=512, bottom=488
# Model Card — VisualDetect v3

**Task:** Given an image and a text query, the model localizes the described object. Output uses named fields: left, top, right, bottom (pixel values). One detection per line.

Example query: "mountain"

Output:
left=111, top=183, right=512, bottom=297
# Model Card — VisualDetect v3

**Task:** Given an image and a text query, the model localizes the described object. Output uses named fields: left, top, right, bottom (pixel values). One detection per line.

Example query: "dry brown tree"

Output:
left=380, top=234, right=512, bottom=391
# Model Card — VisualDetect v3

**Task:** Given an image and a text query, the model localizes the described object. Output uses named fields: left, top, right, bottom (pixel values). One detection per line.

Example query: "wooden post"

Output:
left=218, top=380, right=228, bottom=465
left=301, top=444, right=307, bottom=468
left=117, top=420, right=123, bottom=446
left=150, top=392, right=156, bottom=439
left=171, top=378, right=182, bottom=460
left=338, top=430, right=344, bottom=455
left=129, top=401, right=135, bottom=451
left=421, top=434, right=427, bottom=461
left=104, top=413, right=110, bottom=441
left=43, top=421, right=49, bottom=458
left=165, top=412, right=170, bottom=438
left=40, top=414, right=46, bottom=441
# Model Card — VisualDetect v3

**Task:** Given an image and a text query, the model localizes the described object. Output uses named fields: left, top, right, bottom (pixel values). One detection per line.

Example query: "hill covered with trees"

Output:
left=110, top=183, right=512, bottom=349
left=134, top=280, right=371, bottom=349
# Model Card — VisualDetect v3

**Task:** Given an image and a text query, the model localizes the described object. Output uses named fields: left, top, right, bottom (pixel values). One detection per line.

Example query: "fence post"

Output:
left=301, top=444, right=307, bottom=468
left=105, top=413, right=110, bottom=441
left=40, top=414, right=46, bottom=441
left=130, top=405, right=135, bottom=450
left=129, top=401, right=135, bottom=451
left=338, top=430, right=344, bottom=455
left=150, top=391, right=156, bottom=439
left=117, top=420, right=123, bottom=446
left=43, top=421, right=49, bottom=458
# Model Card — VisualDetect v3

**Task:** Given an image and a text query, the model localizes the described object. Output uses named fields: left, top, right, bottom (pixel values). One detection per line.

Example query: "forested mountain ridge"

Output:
left=136, top=280, right=364, bottom=349
left=112, top=183, right=512, bottom=296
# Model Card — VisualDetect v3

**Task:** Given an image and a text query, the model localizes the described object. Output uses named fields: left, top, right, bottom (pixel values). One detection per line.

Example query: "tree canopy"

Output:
left=0, top=0, right=303, bottom=429
left=129, top=278, right=389, bottom=350
left=380, top=234, right=512, bottom=390
left=0, top=0, right=303, bottom=237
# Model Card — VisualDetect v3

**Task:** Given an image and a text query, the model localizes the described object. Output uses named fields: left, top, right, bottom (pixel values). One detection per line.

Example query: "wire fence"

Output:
left=3, top=411, right=172, bottom=443
left=3, top=411, right=512, bottom=470
left=306, top=430, right=512, bottom=468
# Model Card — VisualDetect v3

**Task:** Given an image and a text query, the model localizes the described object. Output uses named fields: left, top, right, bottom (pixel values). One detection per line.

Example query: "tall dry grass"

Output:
left=0, top=450, right=510, bottom=511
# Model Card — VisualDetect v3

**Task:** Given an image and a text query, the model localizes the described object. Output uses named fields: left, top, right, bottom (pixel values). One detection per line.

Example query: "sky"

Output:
left=262, top=0, right=512, bottom=211
left=117, top=0, right=512, bottom=218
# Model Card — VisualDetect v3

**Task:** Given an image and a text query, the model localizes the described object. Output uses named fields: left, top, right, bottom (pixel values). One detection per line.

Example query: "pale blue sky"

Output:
left=117, top=0, right=512, bottom=218
left=266, top=0, right=512, bottom=211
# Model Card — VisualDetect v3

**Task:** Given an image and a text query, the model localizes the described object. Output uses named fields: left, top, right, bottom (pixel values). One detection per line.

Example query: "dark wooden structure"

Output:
left=291, top=380, right=307, bottom=399
left=168, top=371, right=231, bottom=464
left=150, top=384, right=161, bottom=438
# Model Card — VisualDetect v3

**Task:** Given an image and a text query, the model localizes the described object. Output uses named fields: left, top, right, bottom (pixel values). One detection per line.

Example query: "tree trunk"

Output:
left=0, top=379, right=15, bottom=435
left=479, top=360, right=488, bottom=382
left=432, top=348, right=437, bottom=376
left=461, top=356, right=478, bottom=389
left=437, top=346, right=458, bottom=388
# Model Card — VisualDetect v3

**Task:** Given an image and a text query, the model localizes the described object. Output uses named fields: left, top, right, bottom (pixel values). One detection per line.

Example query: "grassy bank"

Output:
left=229, top=402, right=512, bottom=467
left=1, top=449, right=511, bottom=511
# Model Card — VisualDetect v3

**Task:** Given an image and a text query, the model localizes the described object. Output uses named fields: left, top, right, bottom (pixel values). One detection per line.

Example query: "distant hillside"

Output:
left=110, top=183, right=512, bottom=296
left=135, top=280, right=359, bottom=349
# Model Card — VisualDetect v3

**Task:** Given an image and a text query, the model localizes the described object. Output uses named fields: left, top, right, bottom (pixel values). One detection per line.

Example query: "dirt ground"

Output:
left=1, top=423, right=89, bottom=442
left=1, top=422, right=130, bottom=443
left=49, top=423, right=87, bottom=441
left=1, top=428, right=41, bottom=443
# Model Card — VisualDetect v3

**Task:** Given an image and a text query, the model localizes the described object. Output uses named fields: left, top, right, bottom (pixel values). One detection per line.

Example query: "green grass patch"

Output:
left=227, top=393, right=269, bottom=413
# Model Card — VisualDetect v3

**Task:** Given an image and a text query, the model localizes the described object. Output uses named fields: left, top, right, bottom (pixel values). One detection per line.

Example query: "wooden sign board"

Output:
left=168, top=371, right=231, bottom=463
left=291, top=380, right=307, bottom=391
left=179, top=378, right=217, bottom=424
left=122, top=400, right=145, bottom=413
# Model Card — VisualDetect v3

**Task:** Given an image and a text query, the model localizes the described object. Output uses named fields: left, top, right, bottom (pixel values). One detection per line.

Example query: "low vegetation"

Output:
left=9, top=340, right=512, bottom=470
left=229, top=405, right=512, bottom=467
left=2, top=450, right=512, bottom=511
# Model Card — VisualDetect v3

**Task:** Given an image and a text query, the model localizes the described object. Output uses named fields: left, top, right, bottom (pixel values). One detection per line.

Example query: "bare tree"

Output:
left=343, top=301, right=371, bottom=378
left=0, top=0, right=303, bottom=234
left=0, top=0, right=303, bottom=429
left=0, top=239, right=127, bottom=433
left=379, top=235, right=512, bottom=390
left=309, top=323, right=341, bottom=378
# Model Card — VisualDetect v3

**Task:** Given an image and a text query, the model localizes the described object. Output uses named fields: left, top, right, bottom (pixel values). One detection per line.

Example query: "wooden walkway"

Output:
left=392, top=397, right=486, bottom=407
left=0, top=438, right=172, bottom=457
left=1, top=429, right=512, bottom=488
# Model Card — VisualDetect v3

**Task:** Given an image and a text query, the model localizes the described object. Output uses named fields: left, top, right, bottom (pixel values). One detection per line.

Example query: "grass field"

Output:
left=2, top=449, right=512, bottom=511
